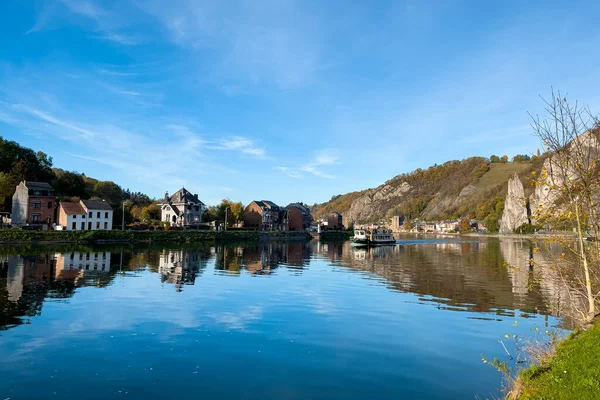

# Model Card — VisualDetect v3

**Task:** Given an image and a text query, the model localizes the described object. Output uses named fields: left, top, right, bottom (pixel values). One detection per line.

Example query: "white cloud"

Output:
left=208, top=136, right=267, bottom=159
left=276, top=167, right=303, bottom=179
left=276, top=150, right=341, bottom=180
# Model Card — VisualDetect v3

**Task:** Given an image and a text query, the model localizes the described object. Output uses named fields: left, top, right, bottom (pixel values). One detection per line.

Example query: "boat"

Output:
left=351, top=229, right=396, bottom=246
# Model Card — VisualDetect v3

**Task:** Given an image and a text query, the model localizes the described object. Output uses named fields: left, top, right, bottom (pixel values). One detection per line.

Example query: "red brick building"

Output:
left=11, top=181, right=56, bottom=228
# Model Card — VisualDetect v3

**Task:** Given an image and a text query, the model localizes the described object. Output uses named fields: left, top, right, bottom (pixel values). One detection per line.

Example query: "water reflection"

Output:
left=0, top=239, right=575, bottom=400
left=0, top=238, right=571, bottom=332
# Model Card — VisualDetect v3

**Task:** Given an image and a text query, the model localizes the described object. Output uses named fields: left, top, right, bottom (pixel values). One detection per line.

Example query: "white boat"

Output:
left=351, top=229, right=396, bottom=246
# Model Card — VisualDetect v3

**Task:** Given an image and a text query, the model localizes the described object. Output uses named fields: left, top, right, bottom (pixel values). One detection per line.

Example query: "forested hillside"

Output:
left=311, top=154, right=546, bottom=231
left=0, top=136, right=155, bottom=224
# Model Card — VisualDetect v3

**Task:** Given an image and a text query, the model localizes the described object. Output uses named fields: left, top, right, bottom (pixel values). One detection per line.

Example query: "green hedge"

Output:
left=0, top=229, right=266, bottom=244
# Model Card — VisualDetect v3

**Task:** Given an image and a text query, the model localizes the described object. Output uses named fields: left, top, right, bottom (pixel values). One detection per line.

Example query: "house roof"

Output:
left=60, top=202, right=86, bottom=215
left=81, top=199, right=113, bottom=211
left=168, top=188, right=205, bottom=206
left=261, top=200, right=279, bottom=209
left=169, top=204, right=181, bottom=216
left=286, top=203, right=311, bottom=215
left=23, top=181, right=54, bottom=190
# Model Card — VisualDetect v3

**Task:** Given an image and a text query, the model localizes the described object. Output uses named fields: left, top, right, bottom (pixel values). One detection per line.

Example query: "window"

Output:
left=73, top=215, right=77, bottom=219
left=195, top=206, right=199, bottom=212
left=104, top=222, right=108, bottom=229
left=70, top=253, right=74, bottom=260
left=81, top=222, right=85, bottom=230
left=96, top=222, right=100, bottom=229
left=82, top=214, right=85, bottom=218
left=48, top=202, right=52, bottom=209
left=33, top=201, right=41, bottom=209
left=86, top=253, right=90, bottom=260
left=32, top=214, right=41, bottom=222
left=97, top=212, right=100, bottom=218
left=105, top=212, right=109, bottom=218
left=72, top=222, right=76, bottom=230
left=89, top=212, right=92, bottom=218
left=88, top=222, right=92, bottom=230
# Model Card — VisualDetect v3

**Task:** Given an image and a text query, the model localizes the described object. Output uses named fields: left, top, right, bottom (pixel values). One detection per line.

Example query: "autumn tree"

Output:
left=140, top=204, right=161, bottom=223
left=530, top=90, right=600, bottom=323
left=500, top=155, right=509, bottom=163
left=490, top=155, right=500, bottom=163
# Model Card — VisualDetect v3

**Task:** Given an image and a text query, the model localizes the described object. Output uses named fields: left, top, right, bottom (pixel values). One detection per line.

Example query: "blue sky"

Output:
left=1, top=0, right=599, bottom=206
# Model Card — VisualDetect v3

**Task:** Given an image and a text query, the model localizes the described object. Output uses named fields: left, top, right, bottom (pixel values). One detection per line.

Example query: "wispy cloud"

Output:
left=208, top=136, right=267, bottom=159
left=276, top=167, right=303, bottom=179
left=277, top=150, right=341, bottom=180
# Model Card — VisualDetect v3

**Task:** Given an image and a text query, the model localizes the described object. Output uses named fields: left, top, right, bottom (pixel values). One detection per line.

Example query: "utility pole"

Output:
left=122, top=201, right=125, bottom=231
left=225, top=206, right=228, bottom=231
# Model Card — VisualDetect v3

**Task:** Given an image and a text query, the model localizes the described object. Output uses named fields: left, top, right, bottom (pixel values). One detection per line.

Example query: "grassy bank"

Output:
left=0, top=229, right=312, bottom=244
left=511, top=321, right=600, bottom=399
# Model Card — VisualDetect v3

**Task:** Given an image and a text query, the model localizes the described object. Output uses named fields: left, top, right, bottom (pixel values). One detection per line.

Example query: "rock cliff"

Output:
left=499, top=173, right=529, bottom=233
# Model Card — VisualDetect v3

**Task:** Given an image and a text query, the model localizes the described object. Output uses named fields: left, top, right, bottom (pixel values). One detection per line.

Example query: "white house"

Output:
left=158, top=188, right=206, bottom=227
left=57, top=199, right=113, bottom=230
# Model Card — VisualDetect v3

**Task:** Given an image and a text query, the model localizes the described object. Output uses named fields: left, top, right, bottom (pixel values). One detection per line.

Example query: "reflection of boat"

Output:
left=351, top=229, right=396, bottom=246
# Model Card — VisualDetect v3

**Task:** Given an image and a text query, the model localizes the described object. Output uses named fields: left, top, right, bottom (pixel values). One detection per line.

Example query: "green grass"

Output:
left=475, top=163, right=530, bottom=190
left=515, top=321, right=600, bottom=399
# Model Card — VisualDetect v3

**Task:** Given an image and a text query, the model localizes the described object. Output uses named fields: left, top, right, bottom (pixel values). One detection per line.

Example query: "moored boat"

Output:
left=351, top=229, right=396, bottom=246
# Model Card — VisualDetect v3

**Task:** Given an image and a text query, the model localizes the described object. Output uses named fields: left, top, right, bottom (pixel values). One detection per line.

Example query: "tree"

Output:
left=529, top=89, right=600, bottom=323
left=93, top=181, right=122, bottom=208
left=512, top=154, right=531, bottom=163
left=229, top=201, right=244, bottom=224
left=0, top=138, right=56, bottom=211
left=500, top=155, right=509, bottom=163
left=141, top=204, right=161, bottom=223
left=403, top=219, right=412, bottom=231
left=53, top=171, right=88, bottom=198
left=490, top=155, right=501, bottom=163
left=459, top=218, right=471, bottom=232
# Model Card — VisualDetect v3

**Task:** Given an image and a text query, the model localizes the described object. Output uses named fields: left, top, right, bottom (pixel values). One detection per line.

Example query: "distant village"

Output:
left=6, top=180, right=488, bottom=234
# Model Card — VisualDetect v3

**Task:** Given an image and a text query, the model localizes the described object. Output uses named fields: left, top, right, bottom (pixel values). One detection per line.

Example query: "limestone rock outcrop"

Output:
left=500, top=173, right=529, bottom=233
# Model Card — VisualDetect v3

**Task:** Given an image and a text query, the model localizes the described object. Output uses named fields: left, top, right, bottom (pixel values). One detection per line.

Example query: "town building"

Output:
left=283, top=203, right=312, bottom=231
left=243, top=200, right=282, bottom=230
left=81, top=200, right=113, bottom=231
left=56, top=200, right=113, bottom=230
left=158, top=188, right=206, bottom=228
left=11, top=181, right=56, bottom=228
left=327, top=211, right=344, bottom=230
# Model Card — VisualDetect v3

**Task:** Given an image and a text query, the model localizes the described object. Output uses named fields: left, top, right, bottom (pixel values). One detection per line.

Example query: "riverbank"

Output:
left=310, top=230, right=353, bottom=240
left=509, top=320, right=600, bottom=399
left=0, top=229, right=312, bottom=244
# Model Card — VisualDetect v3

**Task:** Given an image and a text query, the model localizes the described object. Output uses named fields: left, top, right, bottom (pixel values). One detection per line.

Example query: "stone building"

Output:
left=11, top=181, right=56, bottom=228
left=158, top=188, right=206, bottom=228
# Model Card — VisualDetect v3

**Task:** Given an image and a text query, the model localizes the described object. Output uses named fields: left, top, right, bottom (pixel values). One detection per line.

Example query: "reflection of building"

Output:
left=55, top=252, right=111, bottom=281
left=6, top=254, right=55, bottom=301
left=158, top=250, right=206, bottom=291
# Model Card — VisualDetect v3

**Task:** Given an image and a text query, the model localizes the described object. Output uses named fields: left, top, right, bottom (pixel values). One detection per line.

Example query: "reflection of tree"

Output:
left=341, top=240, right=565, bottom=318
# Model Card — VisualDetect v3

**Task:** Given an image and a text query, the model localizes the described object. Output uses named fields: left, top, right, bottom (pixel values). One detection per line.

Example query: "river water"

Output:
left=0, top=238, right=569, bottom=399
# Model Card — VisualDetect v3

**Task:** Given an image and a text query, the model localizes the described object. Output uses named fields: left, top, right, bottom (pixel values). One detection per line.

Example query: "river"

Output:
left=0, top=237, right=570, bottom=399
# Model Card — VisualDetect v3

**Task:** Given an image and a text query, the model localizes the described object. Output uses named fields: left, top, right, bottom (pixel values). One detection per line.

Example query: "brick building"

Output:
left=11, top=181, right=56, bottom=228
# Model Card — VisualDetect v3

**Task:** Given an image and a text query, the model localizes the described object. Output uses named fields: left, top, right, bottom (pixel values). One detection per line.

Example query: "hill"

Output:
left=311, top=155, right=546, bottom=230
